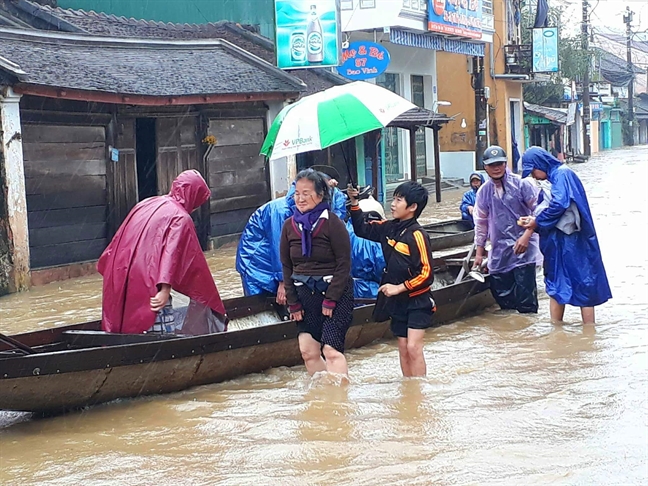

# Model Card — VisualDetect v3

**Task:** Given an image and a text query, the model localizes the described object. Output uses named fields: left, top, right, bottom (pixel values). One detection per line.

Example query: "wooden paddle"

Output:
left=0, top=332, right=35, bottom=354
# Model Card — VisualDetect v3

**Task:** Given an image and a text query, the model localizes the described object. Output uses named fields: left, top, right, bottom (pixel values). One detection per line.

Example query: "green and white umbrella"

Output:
left=260, top=81, right=416, bottom=161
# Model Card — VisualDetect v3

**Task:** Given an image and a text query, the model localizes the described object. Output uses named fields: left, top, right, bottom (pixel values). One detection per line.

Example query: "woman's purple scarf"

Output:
left=292, top=201, right=330, bottom=257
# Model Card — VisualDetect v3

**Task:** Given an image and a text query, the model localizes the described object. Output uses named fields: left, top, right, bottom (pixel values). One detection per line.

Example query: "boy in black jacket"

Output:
left=348, top=181, right=434, bottom=377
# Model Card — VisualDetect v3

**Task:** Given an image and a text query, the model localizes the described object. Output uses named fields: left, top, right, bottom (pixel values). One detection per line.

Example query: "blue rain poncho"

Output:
left=522, top=147, right=612, bottom=307
left=460, top=172, right=485, bottom=226
left=236, top=185, right=385, bottom=299
left=473, top=170, right=542, bottom=274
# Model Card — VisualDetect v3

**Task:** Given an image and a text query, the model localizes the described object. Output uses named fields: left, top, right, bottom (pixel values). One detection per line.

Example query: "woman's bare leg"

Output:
left=298, top=333, right=326, bottom=375
left=322, top=345, right=348, bottom=376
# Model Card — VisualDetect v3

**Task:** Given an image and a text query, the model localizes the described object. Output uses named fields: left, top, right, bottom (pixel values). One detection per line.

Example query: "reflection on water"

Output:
left=1, top=149, right=648, bottom=485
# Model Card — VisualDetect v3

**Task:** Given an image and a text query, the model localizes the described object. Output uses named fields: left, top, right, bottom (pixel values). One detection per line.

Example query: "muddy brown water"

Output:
left=1, top=148, right=647, bottom=485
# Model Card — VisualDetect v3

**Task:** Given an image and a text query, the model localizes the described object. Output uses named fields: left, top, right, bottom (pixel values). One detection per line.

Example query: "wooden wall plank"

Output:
left=208, top=167, right=266, bottom=188
left=30, top=239, right=108, bottom=269
left=29, top=222, right=107, bottom=248
left=210, top=181, right=268, bottom=201
left=210, top=193, right=268, bottom=214
left=210, top=208, right=257, bottom=237
left=28, top=206, right=107, bottom=229
left=27, top=188, right=107, bottom=211
left=22, top=142, right=105, bottom=162
left=22, top=125, right=106, bottom=144
left=24, top=160, right=107, bottom=178
left=25, top=175, right=106, bottom=195
left=208, top=119, right=264, bottom=147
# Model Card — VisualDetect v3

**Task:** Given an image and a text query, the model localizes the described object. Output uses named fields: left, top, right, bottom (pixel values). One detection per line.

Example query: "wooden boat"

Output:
left=0, top=251, right=493, bottom=414
left=423, top=219, right=474, bottom=251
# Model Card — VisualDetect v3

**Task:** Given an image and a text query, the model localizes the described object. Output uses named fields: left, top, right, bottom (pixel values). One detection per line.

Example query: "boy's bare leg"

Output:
left=298, top=333, right=326, bottom=375
left=406, top=329, right=427, bottom=377
left=398, top=337, right=412, bottom=377
left=549, top=298, right=566, bottom=323
left=581, top=307, right=595, bottom=325
left=322, top=345, right=348, bottom=376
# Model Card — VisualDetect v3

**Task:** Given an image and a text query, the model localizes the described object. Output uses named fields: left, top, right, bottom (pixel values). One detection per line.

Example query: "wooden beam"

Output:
left=409, top=127, right=417, bottom=182
left=0, top=87, right=31, bottom=292
left=433, top=127, right=442, bottom=203
left=12, top=84, right=298, bottom=107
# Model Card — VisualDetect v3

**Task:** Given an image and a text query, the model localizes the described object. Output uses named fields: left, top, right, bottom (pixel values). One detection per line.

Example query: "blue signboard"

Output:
left=336, top=41, right=390, bottom=80
left=274, top=0, right=341, bottom=70
left=532, top=27, right=559, bottom=73
left=427, top=0, right=483, bottom=40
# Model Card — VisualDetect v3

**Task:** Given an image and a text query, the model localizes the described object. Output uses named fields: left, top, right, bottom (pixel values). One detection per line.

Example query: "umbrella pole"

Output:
left=339, top=140, right=356, bottom=187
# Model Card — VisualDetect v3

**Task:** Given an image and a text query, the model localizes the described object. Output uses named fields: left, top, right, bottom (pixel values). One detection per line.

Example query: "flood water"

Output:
left=1, top=147, right=647, bottom=485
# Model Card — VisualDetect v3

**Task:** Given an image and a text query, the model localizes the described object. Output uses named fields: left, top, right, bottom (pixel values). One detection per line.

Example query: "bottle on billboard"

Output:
left=291, top=31, right=306, bottom=62
left=306, top=4, right=324, bottom=63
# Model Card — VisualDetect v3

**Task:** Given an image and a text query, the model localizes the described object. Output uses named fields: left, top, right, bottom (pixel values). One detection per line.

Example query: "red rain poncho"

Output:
left=98, top=170, right=226, bottom=334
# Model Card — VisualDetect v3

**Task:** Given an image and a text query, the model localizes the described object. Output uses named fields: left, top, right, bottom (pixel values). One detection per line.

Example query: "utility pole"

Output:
left=624, top=6, right=635, bottom=146
left=473, top=56, right=486, bottom=169
left=581, top=0, right=591, bottom=156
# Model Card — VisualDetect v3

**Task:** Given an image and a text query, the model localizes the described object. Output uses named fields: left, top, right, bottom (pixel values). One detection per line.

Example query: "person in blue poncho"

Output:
left=520, top=147, right=612, bottom=324
left=459, top=172, right=484, bottom=227
left=236, top=179, right=385, bottom=304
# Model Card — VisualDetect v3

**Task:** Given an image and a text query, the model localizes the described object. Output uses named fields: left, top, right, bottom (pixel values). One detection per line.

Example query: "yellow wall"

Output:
left=436, top=52, right=475, bottom=152
left=436, top=0, right=526, bottom=170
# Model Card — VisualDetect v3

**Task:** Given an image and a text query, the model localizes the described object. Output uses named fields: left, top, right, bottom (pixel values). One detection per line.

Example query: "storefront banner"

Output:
left=275, top=0, right=341, bottom=69
left=427, top=0, right=483, bottom=40
left=532, top=27, right=559, bottom=73
left=336, top=41, right=390, bottom=80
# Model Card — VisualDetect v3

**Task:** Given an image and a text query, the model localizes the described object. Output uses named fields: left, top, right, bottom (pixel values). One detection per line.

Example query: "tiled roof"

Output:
left=8, top=0, right=348, bottom=95
left=524, top=102, right=568, bottom=124
left=0, top=27, right=305, bottom=97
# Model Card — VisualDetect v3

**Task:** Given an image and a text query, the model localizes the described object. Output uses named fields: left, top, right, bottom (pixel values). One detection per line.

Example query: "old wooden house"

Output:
left=0, top=26, right=306, bottom=292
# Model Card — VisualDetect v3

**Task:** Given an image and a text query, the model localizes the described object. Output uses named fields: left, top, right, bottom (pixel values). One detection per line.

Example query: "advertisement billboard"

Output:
left=427, top=0, right=483, bottom=40
left=274, top=0, right=341, bottom=69
left=532, top=27, right=559, bottom=73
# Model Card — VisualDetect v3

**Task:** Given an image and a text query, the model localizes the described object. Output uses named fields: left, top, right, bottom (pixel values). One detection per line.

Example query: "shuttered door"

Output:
left=22, top=124, right=109, bottom=268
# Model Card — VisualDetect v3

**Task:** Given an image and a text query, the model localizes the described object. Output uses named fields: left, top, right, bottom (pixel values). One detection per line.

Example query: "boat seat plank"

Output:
left=62, top=330, right=181, bottom=349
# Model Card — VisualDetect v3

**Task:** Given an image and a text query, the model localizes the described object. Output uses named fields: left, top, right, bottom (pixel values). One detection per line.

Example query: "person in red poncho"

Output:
left=98, top=170, right=227, bottom=334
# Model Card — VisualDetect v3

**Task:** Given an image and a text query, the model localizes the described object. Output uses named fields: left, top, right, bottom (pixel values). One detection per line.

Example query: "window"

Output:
left=483, top=0, right=493, bottom=15
left=411, top=75, right=427, bottom=178
left=341, top=0, right=353, bottom=10
left=360, top=0, right=375, bottom=8
left=402, top=0, right=427, bottom=12
left=376, top=73, right=403, bottom=182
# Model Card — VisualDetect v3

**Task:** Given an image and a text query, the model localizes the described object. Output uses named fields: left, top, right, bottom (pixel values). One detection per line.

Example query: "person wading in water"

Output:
left=520, top=147, right=612, bottom=324
left=280, top=169, right=354, bottom=377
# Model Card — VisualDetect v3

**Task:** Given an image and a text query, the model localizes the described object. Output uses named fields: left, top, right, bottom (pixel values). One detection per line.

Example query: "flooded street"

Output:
left=1, top=147, right=647, bottom=485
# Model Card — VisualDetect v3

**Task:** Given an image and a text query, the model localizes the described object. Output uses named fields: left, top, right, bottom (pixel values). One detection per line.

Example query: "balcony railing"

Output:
left=504, top=44, right=532, bottom=75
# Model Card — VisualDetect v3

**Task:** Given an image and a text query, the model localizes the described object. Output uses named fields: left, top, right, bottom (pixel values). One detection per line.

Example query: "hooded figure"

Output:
left=522, top=147, right=611, bottom=321
left=98, top=170, right=227, bottom=334
left=236, top=182, right=385, bottom=299
left=460, top=172, right=485, bottom=227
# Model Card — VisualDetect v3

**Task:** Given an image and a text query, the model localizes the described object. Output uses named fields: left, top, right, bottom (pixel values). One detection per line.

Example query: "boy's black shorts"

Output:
left=390, top=307, right=435, bottom=338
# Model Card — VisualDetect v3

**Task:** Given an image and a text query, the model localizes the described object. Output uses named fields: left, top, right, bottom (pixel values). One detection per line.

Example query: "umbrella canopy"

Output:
left=260, top=81, right=416, bottom=161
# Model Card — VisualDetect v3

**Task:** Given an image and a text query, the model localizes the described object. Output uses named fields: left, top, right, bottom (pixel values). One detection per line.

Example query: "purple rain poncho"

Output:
left=473, top=170, right=542, bottom=274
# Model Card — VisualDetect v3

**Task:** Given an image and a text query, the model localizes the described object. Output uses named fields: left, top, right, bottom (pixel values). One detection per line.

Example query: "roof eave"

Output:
left=13, top=83, right=301, bottom=106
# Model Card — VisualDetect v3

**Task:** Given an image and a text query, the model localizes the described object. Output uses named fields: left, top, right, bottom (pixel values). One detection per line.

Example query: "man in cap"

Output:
left=473, top=146, right=542, bottom=313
